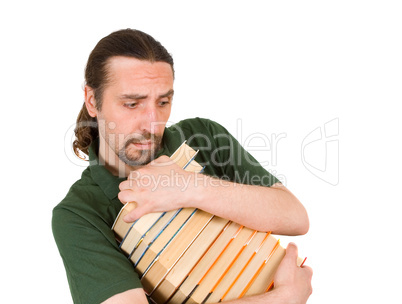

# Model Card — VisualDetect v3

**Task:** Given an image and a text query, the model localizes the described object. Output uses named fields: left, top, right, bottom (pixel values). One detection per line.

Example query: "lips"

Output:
left=124, top=133, right=162, bottom=152
left=131, top=140, right=153, bottom=149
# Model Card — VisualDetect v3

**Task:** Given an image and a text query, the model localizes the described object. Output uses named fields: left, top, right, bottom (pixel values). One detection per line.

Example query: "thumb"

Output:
left=123, top=203, right=149, bottom=223
left=283, top=242, right=299, bottom=264
left=123, top=210, right=138, bottom=223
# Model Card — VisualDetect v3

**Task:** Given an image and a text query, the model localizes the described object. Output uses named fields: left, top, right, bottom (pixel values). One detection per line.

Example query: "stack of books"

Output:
left=112, top=142, right=305, bottom=304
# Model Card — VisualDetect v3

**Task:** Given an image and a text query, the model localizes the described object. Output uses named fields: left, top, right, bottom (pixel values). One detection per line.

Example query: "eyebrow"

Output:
left=119, top=89, right=174, bottom=100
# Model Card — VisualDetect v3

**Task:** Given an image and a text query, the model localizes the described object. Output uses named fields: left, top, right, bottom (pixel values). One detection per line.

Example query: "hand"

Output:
left=118, top=155, right=194, bottom=222
left=272, top=243, right=313, bottom=304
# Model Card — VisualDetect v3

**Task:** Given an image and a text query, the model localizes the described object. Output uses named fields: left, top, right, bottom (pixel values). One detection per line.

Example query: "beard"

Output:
left=118, top=132, right=163, bottom=166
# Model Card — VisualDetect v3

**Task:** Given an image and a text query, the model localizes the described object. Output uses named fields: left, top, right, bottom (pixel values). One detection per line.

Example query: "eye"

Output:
left=159, top=100, right=171, bottom=107
left=124, top=102, right=138, bottom=109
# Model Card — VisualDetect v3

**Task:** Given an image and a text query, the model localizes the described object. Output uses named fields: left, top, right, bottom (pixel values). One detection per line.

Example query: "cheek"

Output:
left=112, top=124, right=135, bottom=143
left=100, top=116, right=133, bottom=145
left=157, top=108, right=172, bottom=128
left=153, top=119, right=169, bottom=135
left=105, top=109, right=138, bottom=133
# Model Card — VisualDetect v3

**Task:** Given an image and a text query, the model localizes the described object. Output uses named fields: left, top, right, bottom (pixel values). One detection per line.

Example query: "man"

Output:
left=53, top=29, right=312, bottom=304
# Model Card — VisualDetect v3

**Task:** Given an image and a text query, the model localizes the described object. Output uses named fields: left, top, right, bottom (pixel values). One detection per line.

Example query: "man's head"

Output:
left=73, top=29, right=174, bottom=170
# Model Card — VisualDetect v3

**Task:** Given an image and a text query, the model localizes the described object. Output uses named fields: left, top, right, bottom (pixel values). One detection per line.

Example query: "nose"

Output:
left=139, top=104, right=159, bottom=133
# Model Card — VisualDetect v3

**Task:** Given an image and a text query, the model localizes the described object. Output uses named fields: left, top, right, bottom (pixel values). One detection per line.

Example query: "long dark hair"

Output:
left=73, top=29, right=174, bottom=159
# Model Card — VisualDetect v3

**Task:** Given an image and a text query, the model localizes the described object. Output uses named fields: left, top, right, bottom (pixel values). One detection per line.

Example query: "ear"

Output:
left=84, top=86, right=98, bottom=117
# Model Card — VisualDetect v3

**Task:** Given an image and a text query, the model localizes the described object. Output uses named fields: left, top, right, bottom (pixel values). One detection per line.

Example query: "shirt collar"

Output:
left=88, top=139, right=125, bottom=200
left=87, top=132, right=173, bottom=200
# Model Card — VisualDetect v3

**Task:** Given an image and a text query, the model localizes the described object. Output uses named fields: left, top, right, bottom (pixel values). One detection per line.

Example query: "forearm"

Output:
left=186, top=175, right=309, bottom=235
left=119, top=158, right=308, bottom=235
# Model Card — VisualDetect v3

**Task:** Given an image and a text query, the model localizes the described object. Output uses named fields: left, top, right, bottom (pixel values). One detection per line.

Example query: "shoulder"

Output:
left=175, top=117, right=228, bottom=131
left=53, top=168, right=96, bottom=216
left=52, top=167, right=117, bottom=238
left=52, top=175, right=120, bottom=261
left=166, top=117, right=231, bottom=139
left=52, top=173, right=94, bottom=236
left=162, top=118, right=231, bottom=155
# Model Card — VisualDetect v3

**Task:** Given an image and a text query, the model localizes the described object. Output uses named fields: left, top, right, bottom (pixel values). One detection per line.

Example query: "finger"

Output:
left=286, top=242, right=298, bottom=255
left=285, top=243, right=309, bottom=269
left=153, top=155, right=170, bottom=163
left=301, top=265, right=313, bottom=275
left=120, top=176, right=142, bottom=191
left=283, top=242, right=299, bottom=264
left=151, top=155, right=175, bottom=167
left=118, top=189, right=138, bottom=204
left=123, top=209, right=139, bottom=222
left=124, top=201, right=138, bottom=212
left=123, top=203, right=152, bottom=222
left=119, top=180, right=131, bottom=191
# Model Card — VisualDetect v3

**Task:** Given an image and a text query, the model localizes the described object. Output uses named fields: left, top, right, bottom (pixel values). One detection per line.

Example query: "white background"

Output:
left=1, top=1, right=401, bottom=303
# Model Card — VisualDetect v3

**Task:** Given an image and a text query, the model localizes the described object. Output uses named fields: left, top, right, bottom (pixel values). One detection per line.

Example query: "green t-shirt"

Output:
left=52, top=118, right=279, bottom=304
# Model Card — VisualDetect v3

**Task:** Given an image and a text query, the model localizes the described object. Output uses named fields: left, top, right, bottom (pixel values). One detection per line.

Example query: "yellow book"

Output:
left=204, top=231, right=268, bottom=303
left=170, top=140, right=199, bottom=168
left=243, top=243, right=285, bottom=297
left=220, top=235, right=279, bottom=301
left=166, top=222, right=242, bottom=304
left=113, top=142, right=203, bottom=275
left=120, top=212, right=165, bottom=256
left=141, top=210, right=214, bottom=294
left=187, top=227, right=257, bottom=304
left=111, top=202, right=137, bottom=242
left=243, top=243, right=305, bottom=297
left=130, top=209, right=178, bottom=265
left=135, top=208, right=196, bottom=276
left=150, top=216, right=229, bottom=304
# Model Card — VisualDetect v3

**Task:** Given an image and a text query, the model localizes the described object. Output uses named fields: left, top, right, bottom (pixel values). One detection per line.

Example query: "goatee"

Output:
left=118, top=132, right=162, bottom=166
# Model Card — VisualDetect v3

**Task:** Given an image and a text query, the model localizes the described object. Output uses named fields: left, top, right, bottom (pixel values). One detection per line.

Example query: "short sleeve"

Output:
left=188, top=118, right=281, bottom=187
left=52, top=207, right=142, bottom=304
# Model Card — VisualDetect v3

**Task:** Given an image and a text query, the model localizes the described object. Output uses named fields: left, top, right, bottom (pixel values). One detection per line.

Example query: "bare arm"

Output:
left=187, top=177, right=309, bottom=235
left=101, top=243, right=312, bottom=304
left=118, top=156, right=309, bottom=235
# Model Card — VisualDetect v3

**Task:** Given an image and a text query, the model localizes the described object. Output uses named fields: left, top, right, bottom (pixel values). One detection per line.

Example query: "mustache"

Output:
left=124, top=132, right=162, bottom=148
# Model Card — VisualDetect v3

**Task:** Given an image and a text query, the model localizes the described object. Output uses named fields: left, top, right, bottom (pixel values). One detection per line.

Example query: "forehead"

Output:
left=106, top=56, right=174, bottom=84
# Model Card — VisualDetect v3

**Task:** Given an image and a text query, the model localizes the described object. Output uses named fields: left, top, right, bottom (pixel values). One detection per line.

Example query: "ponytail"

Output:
left=72, top=103, right=98, bottom=159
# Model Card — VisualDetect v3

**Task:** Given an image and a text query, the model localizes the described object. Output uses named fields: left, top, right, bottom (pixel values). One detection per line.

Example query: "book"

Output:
left=242, top=242, right=305, bottom=298
left=243, top=242, right=285, bottom=297
left=120, top=212, right=166, bottom=257
left=112, top=202, right=137, bottom=242
left=166, top=222, right=243, bottom=304
left=130, top=209, right=179, bottom=264
left=141, top=209, right=214, bottom=294
left=204, top=231, right=268, bottom=303
left=113, top=141, right=204, bottom=277
left=150, top=216, right=230, bottom=304
left=187, top=226, right=258, bottom=304
left=135, top=208, right=196, bottom=276
left=219, top=235, right=280, bottom=301
left=112, top=141, right=202, bottom=242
